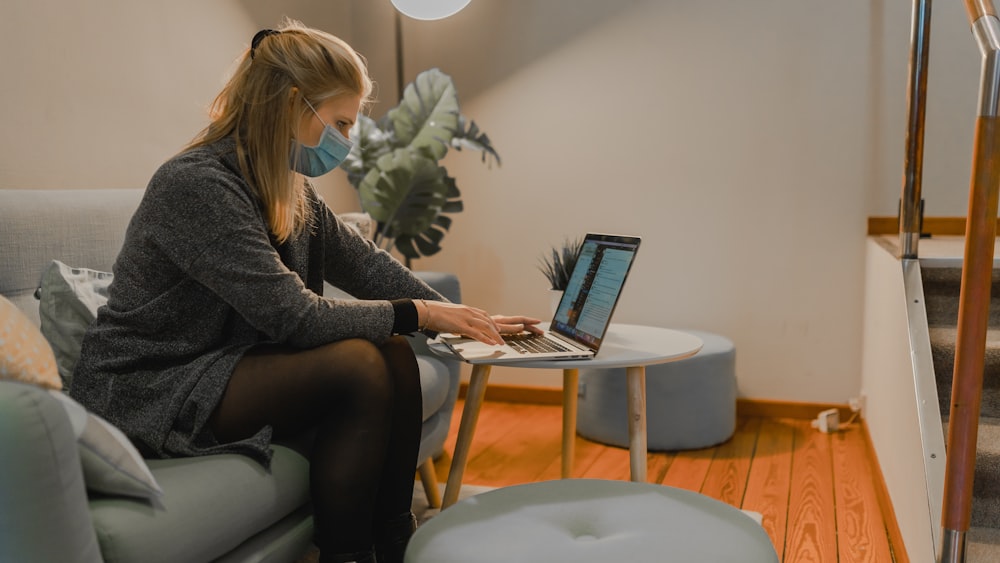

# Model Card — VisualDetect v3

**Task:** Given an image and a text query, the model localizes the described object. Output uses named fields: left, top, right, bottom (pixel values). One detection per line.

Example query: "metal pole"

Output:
left=900, top=0, right=933, bottom=259
left=395, top=10, right=405, bottom=104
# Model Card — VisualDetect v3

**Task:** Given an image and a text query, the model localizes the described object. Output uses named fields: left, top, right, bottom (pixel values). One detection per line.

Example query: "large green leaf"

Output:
left=387, top=68, right=460, bottom=161
left=394, top=214, right=454, bottom=259
left=341, top=115, right=393, bottom=188
left=452, top=116, right=501, bottom=167
left=358, top=149, right=454, bottom=246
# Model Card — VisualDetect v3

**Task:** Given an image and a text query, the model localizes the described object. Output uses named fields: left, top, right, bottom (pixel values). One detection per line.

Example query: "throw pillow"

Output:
left=35, top=260, right=112, bottom=389
left=0, top=295, right=62, bottom=390
left=48, top=390, right=163, bottom=501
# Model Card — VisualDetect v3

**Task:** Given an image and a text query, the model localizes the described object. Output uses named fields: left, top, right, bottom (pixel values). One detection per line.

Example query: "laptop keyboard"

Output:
left=503, top=333, right=572, bottom=354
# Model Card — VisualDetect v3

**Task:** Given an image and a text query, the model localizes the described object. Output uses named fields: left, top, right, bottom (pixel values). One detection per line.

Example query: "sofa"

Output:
left=0, top=188, right=462, bottom=563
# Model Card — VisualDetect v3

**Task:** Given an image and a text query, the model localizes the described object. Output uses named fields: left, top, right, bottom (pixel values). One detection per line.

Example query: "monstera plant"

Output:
left=341, top=68, right=500, bottom=263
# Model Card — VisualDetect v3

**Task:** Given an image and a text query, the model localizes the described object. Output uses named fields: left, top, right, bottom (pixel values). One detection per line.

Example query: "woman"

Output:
left=71, top=20, right=540, bottom=563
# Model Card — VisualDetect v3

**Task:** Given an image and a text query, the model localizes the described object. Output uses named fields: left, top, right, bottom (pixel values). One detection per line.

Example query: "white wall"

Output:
left=0, top=0, right=985, bottom=402
left=0, top=0, right=360, bottom=207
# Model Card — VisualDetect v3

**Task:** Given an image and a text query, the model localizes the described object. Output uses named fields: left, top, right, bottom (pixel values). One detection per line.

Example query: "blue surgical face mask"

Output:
left=292, top=100, right=354, bottom=177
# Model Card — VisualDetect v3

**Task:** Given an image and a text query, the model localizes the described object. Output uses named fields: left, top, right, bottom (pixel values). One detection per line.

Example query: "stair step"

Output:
left=932, top=327, right=1000, bottom=418
left=968, top=526, right=1000, bottom=563
left=973, top=418, right=1000, bottom=529
left=921, top=266, right=1000, bottom=327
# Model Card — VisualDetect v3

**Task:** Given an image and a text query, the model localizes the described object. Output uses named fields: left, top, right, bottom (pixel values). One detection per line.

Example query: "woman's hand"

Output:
left=491, top=315, right=544, bottom=337
left=420, top=301, right=541, bottom=345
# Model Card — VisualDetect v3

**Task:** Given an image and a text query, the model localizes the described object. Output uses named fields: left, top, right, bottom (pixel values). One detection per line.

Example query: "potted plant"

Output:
left=539, top=237, right=583, bottom=313
left=341, top=68, right=500, bottom=265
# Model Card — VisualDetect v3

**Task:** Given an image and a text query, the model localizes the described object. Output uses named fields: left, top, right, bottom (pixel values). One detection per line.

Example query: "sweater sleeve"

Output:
left=141, top=156, right=403, bottom=348
left=391, top=299, right=419, bottom=334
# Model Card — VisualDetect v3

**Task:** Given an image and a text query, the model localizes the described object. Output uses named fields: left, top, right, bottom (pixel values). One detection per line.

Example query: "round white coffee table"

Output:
left=430, top=323, right=702, bottom=507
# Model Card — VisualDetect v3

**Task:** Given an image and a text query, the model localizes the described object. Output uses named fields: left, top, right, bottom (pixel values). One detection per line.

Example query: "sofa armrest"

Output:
left=414, top=271, right=461, bottom=305
left=0, top=381, right=102, bottom=563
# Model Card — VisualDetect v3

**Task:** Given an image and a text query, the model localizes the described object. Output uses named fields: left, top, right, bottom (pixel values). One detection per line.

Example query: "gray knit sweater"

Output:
left=70, top=137, right=443, bottom=465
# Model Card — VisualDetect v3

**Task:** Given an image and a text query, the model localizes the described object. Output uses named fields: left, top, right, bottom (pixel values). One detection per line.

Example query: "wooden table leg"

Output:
left=625, top=365, right=647, bottom=482
left=443, top=364, right=492, bottom=508
left=417, top=458, right=441, bottom=509
left=561, top=368, right=579, bottom=479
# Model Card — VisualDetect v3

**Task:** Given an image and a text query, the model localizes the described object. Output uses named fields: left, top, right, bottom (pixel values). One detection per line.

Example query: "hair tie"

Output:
left=250, top=29, right=280, bottom=60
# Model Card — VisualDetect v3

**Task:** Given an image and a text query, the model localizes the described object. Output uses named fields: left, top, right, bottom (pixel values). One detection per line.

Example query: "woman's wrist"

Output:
left=418, top=299, right=432, bottom=331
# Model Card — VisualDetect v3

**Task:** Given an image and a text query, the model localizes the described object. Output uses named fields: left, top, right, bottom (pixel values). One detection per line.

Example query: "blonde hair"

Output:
left=188, top=18, right=374, bottom=243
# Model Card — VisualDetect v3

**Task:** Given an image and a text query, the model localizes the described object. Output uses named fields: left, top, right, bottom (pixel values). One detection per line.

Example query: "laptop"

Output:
left=438, top=233, right=641, bottom=363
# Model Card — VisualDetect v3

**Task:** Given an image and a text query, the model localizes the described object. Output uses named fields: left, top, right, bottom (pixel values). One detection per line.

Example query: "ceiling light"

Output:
left=390, top=0, right=472, bottom=21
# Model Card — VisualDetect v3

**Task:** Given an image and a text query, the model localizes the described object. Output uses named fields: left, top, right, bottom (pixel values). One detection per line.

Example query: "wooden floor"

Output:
left=432, top=399, right=901, bottom=563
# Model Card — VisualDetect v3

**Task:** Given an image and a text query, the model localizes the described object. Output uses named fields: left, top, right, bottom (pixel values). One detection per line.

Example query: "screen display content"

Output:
left=551, top=234, right=640, bottom=348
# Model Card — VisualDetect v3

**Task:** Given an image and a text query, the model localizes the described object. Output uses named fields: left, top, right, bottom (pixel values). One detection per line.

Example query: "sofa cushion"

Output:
left=48, top=390, right=162, bottom=501
left=0, top=295, right=62, bottom=390
left=89, top=445, right=310, bottom=563
left=36, top=260, right=112, bottom=388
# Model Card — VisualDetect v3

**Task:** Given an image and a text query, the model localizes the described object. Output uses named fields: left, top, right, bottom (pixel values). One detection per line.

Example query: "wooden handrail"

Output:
left=941, top=116, right=1000, bottom=559
left=940, top=6, right=1000, bottom=561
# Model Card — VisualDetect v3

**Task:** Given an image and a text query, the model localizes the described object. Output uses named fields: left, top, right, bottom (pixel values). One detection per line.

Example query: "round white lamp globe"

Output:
left=391, top=0, right=472, bottom=20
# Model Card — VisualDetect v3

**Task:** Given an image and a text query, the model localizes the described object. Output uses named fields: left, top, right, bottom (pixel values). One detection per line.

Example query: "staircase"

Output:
left=923, top=265, right=1000, bottom=559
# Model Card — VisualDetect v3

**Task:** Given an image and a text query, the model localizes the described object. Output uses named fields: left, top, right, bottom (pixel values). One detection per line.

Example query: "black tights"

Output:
left=209, top=336, right=422, bottom=556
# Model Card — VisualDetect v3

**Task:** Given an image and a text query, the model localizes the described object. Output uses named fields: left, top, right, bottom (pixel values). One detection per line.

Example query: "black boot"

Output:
left=319, top=548, right=377, bottom=563
left=374, top=512, right=417, bottom=563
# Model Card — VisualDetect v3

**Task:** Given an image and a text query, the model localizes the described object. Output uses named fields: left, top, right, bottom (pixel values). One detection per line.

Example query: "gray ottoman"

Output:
left=577, top=330, right=736, bottom=450
left=405, top=479, right=777, bottom=562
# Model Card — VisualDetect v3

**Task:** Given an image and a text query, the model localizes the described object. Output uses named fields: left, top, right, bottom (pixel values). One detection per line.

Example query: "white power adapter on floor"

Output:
left=811, top=408, right=840, bottom=433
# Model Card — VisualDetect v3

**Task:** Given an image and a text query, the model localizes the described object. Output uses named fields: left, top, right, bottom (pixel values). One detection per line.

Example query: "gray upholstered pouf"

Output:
left=577, top=330, right=736, bottom=450
left=405, top=479, right=777, bottom=563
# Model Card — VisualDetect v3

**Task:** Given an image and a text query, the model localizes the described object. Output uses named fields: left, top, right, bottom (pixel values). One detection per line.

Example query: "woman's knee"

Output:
left=381, top=336, right=418, bottom=370
left=380, top=335, right=416, bottom=362
left=307, top=339, right=393, bottom=404
left=301, top=337, right=419, bottom=409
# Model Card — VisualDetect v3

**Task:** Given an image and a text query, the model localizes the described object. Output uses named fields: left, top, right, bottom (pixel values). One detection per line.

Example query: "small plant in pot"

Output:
left=539, top=237, right=583, bottom=312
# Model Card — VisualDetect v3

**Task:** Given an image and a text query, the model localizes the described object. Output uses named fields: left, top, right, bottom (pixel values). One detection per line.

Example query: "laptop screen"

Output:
left=550, top=233, right=641, bottom=351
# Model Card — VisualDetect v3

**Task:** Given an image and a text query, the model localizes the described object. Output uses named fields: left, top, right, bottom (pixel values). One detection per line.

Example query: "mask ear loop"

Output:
left=302, top=98, right=328, bottom=127
left=250, top=29, right=280, bottom=60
